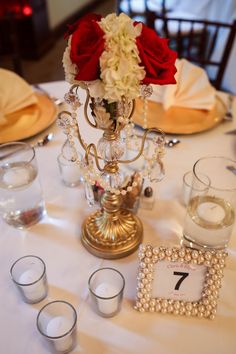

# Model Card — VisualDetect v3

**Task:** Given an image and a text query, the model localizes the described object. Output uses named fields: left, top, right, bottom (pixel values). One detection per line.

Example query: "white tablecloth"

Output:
left=0, top=81, right=236, bottom=354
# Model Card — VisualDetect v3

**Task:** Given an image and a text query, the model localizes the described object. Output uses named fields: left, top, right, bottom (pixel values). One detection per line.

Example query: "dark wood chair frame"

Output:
left=150, top=15, right=236, bottom=90
left=116, top=0, right=168, bottom=27
left=117, top=1, right=236, bottom=90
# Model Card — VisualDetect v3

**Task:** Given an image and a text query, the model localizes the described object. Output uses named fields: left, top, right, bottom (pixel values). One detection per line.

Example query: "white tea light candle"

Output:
left=95, top=282, right=119, bottom=315
left=37, top=301, right=77, bottom=354
left=88, top=267, right=125, bottom=318
left=19, top=269, right=46, bottom=302
left=10, top=255, right=47, bottom=304
left=197, top=202, right=225, bottom=224
left=46, top=316, right=73, bottom=352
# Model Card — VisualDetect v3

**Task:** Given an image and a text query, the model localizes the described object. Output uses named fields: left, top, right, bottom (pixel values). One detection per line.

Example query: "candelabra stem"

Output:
left=81, top=191, right=143, bottom=259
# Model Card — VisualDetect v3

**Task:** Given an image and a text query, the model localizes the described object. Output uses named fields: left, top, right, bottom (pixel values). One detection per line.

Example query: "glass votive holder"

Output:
left=182, top=170, right=210, bottom=206
left=37, top=300, right=77, bottom=354
left=0, top=142, right=46, bottom=229
left=10, top=255, right=48, bottom=304
left=182, top=156, right=236, bottom=250
left=57, top=154, right=81, bottom=187
left=88, top=267, right=125, bottom=318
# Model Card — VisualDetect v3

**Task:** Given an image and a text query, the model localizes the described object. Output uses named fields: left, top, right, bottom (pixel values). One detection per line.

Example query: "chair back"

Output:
left=149, top=15, right=236, bottom=90
left=116, top=0, right=167, bottom=26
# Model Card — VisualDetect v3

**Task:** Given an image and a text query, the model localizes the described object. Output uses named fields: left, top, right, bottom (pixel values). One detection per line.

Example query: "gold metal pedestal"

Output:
left=58, top=87, right=165, bottom=259
left=81, top=192, right=143, bottom=259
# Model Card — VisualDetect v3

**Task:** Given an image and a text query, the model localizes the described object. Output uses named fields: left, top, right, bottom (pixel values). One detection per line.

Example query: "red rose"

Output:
left=135, top=22, right=177, bottom=85
left=66, top=14, right=105, bottom=81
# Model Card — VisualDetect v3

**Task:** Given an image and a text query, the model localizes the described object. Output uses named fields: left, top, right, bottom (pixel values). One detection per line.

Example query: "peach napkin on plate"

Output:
left=0, top=68, right=38, bottom=127
left=151, top=59, right=216, bottom=110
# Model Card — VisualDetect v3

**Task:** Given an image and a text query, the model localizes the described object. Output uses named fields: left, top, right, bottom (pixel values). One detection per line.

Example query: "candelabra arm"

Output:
left=72, top=113, right=88, bottom=152
left=85, top=143, right=104, bottom=172
left=117, top=127, right=164, bottom=164
left=58, top=110, right=90, bottom=153
left=84, top=88, right=98, bottom=128
left=69, top=84, right=97, bottom=128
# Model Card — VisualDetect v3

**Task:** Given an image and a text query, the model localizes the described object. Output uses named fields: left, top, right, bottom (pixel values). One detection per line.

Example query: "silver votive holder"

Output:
left=10, top=255, right=48, bottom=304
left=37, top=300, right=77, bottom=354
left=88, top=267, right=125, bottom=318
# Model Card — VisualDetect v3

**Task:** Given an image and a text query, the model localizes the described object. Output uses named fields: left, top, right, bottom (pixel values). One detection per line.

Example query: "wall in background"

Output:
left=46, top=0, right=94, bottom=29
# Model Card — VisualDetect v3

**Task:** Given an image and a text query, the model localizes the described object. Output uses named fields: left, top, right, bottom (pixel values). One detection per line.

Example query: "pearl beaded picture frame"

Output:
left=134, top=245, right=227, bottom=319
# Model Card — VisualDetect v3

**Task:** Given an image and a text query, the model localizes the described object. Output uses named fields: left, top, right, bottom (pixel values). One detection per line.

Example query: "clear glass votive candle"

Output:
left=10, top=255, right=48, bottom=304
left=37, top=300, right=77, bottom=354
left=88, top=267, right=125, bottom=318
left=57, top=154, right=81, bottom=187
left=182, top=170, right=210, bottom=206
left=182, top=156, right=236, bottom=249
left=0, top=142, right=46, bottom=228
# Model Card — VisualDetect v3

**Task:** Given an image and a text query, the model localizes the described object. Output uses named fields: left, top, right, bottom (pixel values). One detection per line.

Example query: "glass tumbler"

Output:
left=182, top=156, right=236, bottom=250
left=182, top=170, right=210, bottom=206
left=10, top=255, right=48, bottom=303
left=0, top=142, right=46, bottom=228
left=88, top=267, right=125, bottom=318
left=37, top=300, right=77, bottom=354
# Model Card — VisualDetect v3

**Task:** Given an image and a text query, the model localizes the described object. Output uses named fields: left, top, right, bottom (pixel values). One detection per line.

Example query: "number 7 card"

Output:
left=134, top=245, right=227, bottom=319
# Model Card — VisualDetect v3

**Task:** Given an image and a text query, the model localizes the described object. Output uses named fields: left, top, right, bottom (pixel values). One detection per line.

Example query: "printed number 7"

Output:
left=173, top=272, right=189, bottom=290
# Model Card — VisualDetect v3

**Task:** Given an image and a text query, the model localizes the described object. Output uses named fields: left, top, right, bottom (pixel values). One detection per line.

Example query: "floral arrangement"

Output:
left=63, top=13, right=177, bottom=102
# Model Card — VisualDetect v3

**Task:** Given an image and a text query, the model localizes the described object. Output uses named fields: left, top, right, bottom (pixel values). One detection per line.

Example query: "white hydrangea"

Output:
left=98, top=13, right=145, bottom=102
left=62, top=37, right=78, bottom=85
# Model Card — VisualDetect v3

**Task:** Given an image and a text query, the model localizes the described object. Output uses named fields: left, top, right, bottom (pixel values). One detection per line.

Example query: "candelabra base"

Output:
left=81, top=209, right=143, bottom=259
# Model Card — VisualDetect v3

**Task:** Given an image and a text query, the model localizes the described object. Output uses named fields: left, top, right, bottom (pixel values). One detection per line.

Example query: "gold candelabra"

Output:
left=58, top=85, right=165, bottom=259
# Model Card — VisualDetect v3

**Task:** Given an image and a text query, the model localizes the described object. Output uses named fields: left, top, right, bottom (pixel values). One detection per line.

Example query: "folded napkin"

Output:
left=0, top=69, right=38, bottom=124
left=151, top=59, right=216, bottom=110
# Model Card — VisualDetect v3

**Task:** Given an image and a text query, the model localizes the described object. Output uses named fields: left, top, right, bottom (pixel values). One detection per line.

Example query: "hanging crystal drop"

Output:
left=84, top=182, right=95, bottom=207
left=79, top=156, right=94, bottom=182
left=154, top=136, right=166, bottom=157
left=64, top=92, right=81, bottom=109
left=149, top=160, right=165, bottom=182
left=61, top=139, right=77, bottom=162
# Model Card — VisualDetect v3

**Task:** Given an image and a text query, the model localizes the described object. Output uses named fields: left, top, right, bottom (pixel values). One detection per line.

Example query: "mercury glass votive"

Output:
left=88, top=267, right=125, bottom=318
left=10, top=255, right=48, bottom=304
left=37, top=300, right=77, bottom=354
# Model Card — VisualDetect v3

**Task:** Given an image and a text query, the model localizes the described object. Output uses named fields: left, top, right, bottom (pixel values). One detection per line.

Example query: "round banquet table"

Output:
left=0, top=81, right=236, bottom=354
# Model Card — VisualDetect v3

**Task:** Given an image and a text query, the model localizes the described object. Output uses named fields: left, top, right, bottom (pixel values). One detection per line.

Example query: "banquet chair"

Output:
left=150, top=15, right=236, bottom=90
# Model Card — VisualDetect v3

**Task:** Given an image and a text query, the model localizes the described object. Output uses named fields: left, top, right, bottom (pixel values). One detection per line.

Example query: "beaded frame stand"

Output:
left=134, top=245, right=227, bottom=319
